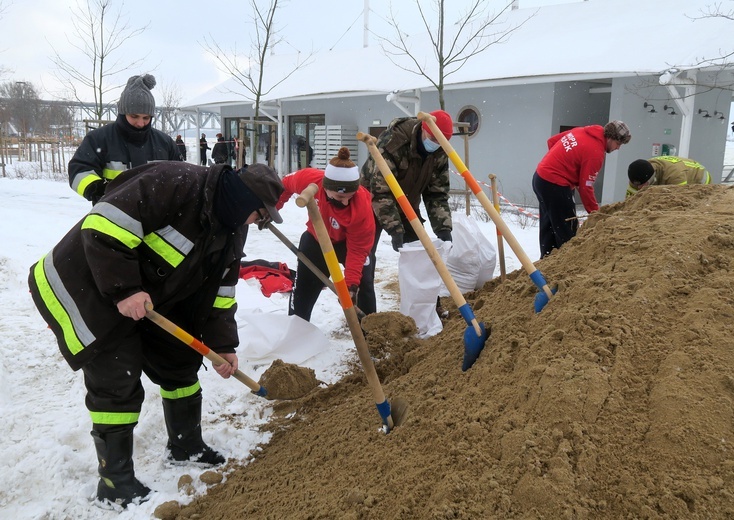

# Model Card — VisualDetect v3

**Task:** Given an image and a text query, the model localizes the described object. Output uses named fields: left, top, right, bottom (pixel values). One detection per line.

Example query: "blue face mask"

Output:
left=423, top=137, right=441, bottom=153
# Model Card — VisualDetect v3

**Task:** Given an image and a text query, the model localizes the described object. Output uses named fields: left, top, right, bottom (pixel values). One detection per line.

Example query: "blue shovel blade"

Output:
left=534, top=287, right=558, bottom=313
left=462, top=322, right=489, bottom=371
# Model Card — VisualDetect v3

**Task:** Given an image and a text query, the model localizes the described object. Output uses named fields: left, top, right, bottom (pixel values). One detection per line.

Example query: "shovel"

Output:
left=144, top=302, right=267, bottom=397
left=489, top=174, right=507, bottom=281
left=296, top=184, right=408, bottom=432
left=357, top=132, right=489, bottom=371
left=417, top=111, right=556, bottom=313
left=265, top=222, right=366, bottom=320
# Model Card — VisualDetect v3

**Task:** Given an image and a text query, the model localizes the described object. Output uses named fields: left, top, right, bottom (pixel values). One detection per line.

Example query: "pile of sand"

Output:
left=174, top=184, right=734, bottom=519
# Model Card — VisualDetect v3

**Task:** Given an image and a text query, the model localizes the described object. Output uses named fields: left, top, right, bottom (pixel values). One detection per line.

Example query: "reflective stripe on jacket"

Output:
left=29, top=163, right=245, bottom=370
left=68, top=121, right=181, bottom=201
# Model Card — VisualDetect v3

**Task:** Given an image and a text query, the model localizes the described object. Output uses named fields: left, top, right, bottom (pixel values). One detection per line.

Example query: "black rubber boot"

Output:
left=92, top=428, right=151, bottom=508
left=162, top=392, right=226, bottom=466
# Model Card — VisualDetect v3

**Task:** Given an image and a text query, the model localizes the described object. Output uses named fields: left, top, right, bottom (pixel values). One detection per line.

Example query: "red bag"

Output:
left=239, top=261, right=294, bottom=297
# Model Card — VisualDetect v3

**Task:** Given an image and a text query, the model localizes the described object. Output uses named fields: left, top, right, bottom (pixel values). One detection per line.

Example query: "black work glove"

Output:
left=435, top=230, right=452, bottom=242
left=348, top=284, right=359, bottom=304
left=84, top=180, right=107, bottom=205
left=348, top=285, right=366, bottom=321
left=256, top=212, right=273, bottom=231
left=391, top=233, right=404, bottom=252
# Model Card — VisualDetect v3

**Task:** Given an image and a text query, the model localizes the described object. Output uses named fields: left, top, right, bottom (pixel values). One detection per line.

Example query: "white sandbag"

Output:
left=234, top=279, right=330, bottom=365
left=439, top=213, right=497, bottom=297
left=398, top=239, right=446, bottom=338
left=235, top=313, right=331, bottom=365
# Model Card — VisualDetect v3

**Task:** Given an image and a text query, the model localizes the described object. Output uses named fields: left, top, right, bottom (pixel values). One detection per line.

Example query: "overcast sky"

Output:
left=0, top=0, right=574, bottom=105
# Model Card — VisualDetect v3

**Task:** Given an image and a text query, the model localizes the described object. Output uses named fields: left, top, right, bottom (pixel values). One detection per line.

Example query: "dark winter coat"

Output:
left=29, top=163, right=246, bottom=371
left=68, top=116, right=181, bottom=203
left=175, top=137, right=187, bottom=161
left=212, top=138, right=229, bottom=164
left=360, top=117, right=451, bottom=237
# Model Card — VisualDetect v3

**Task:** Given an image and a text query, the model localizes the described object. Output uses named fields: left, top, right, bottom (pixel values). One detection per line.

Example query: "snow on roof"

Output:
left=182, top=0, right=732, bottom=110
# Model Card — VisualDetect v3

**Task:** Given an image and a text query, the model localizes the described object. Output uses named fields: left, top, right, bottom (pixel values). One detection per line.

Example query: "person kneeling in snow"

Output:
left=626, top=155, right=711, bottom=198
left=28, top=162, right=283, bottom=508
left=277, top=147, right=375, bottom=322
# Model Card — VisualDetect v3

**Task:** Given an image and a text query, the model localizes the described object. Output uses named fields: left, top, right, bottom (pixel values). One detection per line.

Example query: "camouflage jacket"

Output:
left=360, top=117, right=452, bottom=237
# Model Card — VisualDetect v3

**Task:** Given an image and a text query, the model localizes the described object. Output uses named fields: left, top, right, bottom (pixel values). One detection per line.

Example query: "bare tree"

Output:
left=158, top=82, right=182, bottom=135
left=379, top=0, right=533, bottom=110
left=201, top=0, right=312, bottom=156
left=686, top=2, right=734, bottom=80
left=49, top=0, right=149, bottom=120
left=37, top=103, right=74, bottom=137
left=0, top=81, right=41, bottom=136
left=625, top=2, right=734, bottom=100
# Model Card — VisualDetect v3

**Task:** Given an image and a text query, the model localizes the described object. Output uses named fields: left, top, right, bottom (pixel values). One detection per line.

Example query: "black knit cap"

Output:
left=237, top=164, right=284, bottom=223
left=117, top=74, right=156, bottom=116
left=628, top=159, right=654, bottom=184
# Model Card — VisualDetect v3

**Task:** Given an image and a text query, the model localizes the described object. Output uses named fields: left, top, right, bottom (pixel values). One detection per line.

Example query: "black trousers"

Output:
left=532, top=172, right=579, bottom=259
left=289, top=231, right=370, bottom=321
left=82, top=318, right=203, bottom=434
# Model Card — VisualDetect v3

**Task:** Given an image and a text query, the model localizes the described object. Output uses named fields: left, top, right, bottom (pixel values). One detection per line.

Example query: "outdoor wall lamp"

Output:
left=714, top=111, right=726, bottom=121
left=663, top=104, right=677, bottom=116
left=698, top=109, right=711, bottom=118
left=643, top=102, right=656, bottom=113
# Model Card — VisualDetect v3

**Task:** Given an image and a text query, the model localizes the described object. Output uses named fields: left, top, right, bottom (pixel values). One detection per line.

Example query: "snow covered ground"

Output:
left=4, top=140, right=733, bottom=517
left=0, top=166, right=539, bottom=519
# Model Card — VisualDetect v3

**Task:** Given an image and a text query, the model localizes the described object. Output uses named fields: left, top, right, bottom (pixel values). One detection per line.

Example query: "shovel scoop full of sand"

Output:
left=258, top=359, right=321, bottom=400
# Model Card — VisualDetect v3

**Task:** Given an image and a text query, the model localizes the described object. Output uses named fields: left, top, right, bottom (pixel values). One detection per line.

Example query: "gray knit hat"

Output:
left=117, top=74, right=156, bottom=116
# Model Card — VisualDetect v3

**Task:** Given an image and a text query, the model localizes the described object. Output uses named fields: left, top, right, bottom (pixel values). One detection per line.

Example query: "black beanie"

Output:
left=214, top=169, right=265, bottom=229
left=628, top=159, right=654, bottom=184
left=118, top=74, right=156, bottom=116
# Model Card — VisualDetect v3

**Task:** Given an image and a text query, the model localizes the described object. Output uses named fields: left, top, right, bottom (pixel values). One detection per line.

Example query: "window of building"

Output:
left=457, top=106, right=481, bottom=137
left=289, top=114, right=325, bottom=171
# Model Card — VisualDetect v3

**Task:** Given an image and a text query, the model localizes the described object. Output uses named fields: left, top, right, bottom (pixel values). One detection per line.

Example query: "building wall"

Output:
left=217, top=75, right=730, bottom=208
left=600, top=74, right=730, bottom=204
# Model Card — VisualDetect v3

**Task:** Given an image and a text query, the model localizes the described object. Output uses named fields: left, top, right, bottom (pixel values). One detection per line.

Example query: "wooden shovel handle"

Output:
left=417, top=112, right=553, bottom=300
left=489, top=174, right=507, bottom=281
left=358, top=132, right=482, bottom=336
left=296, top=184, right=393, bottom=429
left=144, top=302, right=265, bottom=395
left=266, top=222, right=366, bottom=319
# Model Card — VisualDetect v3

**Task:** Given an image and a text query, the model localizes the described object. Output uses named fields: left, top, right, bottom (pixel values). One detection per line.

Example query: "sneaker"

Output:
left=96, top=476, right=151, bottom=508
left=167, top=442, right=226, bottom=466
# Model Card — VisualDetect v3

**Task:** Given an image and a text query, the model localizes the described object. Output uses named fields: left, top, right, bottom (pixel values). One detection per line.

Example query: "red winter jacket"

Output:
left=536, top=125, right=606, bottom=213
left=277, top=168, right=375, bottom=287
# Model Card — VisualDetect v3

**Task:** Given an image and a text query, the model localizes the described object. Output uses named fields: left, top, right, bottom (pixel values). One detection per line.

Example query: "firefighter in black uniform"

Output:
left=68, top=74, right=181, bottom=204
left=29, top=162, right=284, bottom=508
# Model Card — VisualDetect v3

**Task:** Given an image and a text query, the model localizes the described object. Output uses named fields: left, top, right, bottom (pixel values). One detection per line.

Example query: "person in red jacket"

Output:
left=276, top=147, right=375, bottom=321
left=532, top=120, right=631, bottom=258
